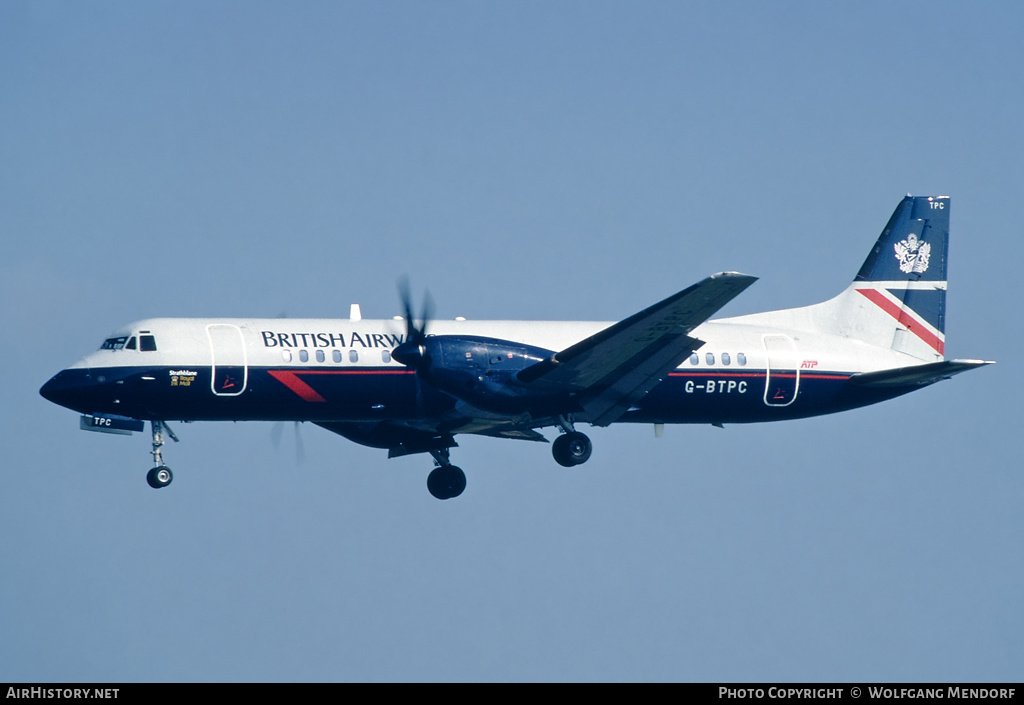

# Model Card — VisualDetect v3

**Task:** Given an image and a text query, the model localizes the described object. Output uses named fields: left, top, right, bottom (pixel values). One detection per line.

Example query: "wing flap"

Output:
left=471, top=427, right=550, bottom=443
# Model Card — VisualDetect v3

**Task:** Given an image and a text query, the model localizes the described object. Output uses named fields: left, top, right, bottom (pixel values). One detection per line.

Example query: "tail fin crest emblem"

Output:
left=894, top=233, right=931, bottom=274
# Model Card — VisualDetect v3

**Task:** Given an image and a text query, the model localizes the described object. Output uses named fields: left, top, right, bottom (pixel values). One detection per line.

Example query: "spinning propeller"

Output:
left=271, top=421, right=306, bottom=465
left=392, top=278, right=434, bottom=369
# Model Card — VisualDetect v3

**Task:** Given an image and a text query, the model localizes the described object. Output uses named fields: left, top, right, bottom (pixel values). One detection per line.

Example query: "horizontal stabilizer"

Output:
left=849, top=359, right=993, bottom=388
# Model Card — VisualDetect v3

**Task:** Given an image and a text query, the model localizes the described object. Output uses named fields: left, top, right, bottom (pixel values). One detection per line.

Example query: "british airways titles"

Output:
left=260, top=331, right=405, bottom=349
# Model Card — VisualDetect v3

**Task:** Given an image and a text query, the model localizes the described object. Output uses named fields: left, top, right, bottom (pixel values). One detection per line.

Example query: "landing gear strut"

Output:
left=147, top=420, right=178, bottom=489
left=552, top=416, right=593, bottom=467
left=426, top=447, right=466, bottom=500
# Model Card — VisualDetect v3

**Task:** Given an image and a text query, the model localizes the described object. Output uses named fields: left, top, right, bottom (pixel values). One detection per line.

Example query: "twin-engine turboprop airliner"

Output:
left=41, top=195, right=992, bottom=499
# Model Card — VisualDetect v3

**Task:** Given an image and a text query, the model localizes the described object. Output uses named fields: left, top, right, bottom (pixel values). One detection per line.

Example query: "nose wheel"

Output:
left=147, top=421, right=178, bottom=489
left=147, top=465, right=173, bottom=489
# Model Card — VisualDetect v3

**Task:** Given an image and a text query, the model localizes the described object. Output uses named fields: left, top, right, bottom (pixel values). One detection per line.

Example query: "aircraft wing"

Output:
left=517, top=272, right=757, bottom=426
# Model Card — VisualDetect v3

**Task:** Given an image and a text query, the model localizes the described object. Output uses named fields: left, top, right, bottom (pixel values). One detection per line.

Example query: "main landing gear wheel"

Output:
left=427, top=466, right=467, bottom=500
left=147, top=465, right=173, bottom=489
left=552, top=431, right=593, bottom=467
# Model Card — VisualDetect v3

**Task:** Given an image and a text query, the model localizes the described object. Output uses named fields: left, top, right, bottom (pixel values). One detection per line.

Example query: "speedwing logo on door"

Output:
left=207, top=324, right=248, bottom=396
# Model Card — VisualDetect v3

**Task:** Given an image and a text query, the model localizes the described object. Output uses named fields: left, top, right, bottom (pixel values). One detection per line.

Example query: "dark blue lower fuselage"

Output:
left=40, top=364, right=917, bottom=427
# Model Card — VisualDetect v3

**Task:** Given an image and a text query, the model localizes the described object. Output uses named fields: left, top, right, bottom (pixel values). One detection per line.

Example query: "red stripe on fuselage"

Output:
left=856, top=288, right=944, bottom=354
left=267, top=370, right=328, bottom=402
left=267, top=369, right=415, bottom=402
left=667, top=372, right=850, bottom=380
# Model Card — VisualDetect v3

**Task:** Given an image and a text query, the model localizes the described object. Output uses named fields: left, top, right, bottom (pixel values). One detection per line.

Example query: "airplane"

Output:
left=40, top=195, right=992, bottom=499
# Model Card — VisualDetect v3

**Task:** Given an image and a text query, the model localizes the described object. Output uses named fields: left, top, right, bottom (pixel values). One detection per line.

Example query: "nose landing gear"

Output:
left=147, top=420, right=178, bottom=489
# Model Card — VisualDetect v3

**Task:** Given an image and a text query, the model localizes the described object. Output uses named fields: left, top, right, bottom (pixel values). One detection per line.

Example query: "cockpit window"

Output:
left=100, top=336, right=128, bottom=350
left=100, top=334, right=158, bottom=351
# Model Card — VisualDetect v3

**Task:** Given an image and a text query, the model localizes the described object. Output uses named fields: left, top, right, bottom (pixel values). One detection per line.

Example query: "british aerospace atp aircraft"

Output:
left=41, top=195, right=992, bottom=499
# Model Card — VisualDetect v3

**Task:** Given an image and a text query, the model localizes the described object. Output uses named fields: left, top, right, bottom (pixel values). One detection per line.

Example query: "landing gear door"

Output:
left=763, top=334, right=799, bottom=407
left=207, top=324, right=248, bottom=396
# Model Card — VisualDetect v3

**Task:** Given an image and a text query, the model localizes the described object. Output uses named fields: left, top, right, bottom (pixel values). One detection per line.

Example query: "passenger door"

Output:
left=763, top=334, right=799, bottom=407
left=207, top=324, right=248, bottom=396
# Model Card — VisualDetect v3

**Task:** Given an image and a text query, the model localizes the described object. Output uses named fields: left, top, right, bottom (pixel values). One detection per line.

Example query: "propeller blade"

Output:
left=398, top=276, right=417, bottom=341
left=271, top=421, right=305, bottom=465
left=399, top=278, right=433, bottom=340
left=419, top=290, right=434, bottom=339
left=393, top=278, right=434, bottom=368
left=294, top=421, right=305, bottom=465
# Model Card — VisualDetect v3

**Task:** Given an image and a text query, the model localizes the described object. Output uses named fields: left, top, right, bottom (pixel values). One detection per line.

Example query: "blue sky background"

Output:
left=2, top=0, right=1021, bottom=682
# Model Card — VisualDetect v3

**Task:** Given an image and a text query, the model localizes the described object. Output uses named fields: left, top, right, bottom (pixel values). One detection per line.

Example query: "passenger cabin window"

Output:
left=333, top=350, right=342, bottom=363
left=316, top=350, right=325, bottom=363
left=705, top=352, right=715, bottom=366
left=382, top=350, right=392, bottom=363
left=737, top=352, right=747, bottom=366
left=299, top=350, right=309, bottom=363
left=722, top=352, right=731, bottom=366
left=689, top=353, right=699, bottom=365
left=140, top=335, right=157, bottom=352
left=349, top=350, right=359, bottom=363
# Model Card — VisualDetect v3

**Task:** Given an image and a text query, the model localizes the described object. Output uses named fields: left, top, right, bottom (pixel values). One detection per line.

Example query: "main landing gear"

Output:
left=146, top=420, right=178, bottom=489
left=551, top=417, right=593, bottom=467
left=422, top=419, right=592, bottom=500
left=426, top=447, right=467, bottom=500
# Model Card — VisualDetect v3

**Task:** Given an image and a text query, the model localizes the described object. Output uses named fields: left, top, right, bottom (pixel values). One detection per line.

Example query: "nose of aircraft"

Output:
left=40, top=369, right=95, bottom=413
left=40, top=370, right=71, bottom=407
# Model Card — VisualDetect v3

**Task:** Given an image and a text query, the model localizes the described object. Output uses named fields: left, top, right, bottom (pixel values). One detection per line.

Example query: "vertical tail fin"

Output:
left=840, top=195, right=950, bottom=360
